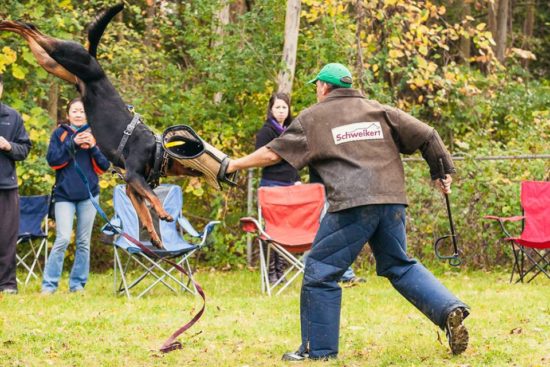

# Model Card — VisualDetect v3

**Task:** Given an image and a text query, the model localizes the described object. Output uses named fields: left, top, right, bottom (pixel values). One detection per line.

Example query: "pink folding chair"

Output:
left=240, top=183, right=326, bottom=295
left=485, top=181, right=550, bottom=283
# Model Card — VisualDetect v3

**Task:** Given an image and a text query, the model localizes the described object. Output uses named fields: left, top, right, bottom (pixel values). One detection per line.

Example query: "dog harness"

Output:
left=114, top=112, right=169, bottom=188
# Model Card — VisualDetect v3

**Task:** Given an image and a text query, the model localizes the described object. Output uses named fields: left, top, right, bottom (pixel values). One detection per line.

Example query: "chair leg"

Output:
left=522, top=249, right=550, bottom=283
left=258, top=240, right=270, bottom=295
left=273, top=246, right=305, bottom=296
left=114, top=247, right=131, bottom=298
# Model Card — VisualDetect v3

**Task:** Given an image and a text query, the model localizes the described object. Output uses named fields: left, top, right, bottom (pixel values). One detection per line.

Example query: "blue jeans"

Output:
left=299, top=204, right=468, bottom=359
left=42, top=197, right=97, bottom=292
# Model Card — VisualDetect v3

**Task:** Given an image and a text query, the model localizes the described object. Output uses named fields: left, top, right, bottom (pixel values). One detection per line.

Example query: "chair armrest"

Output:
left=240, top=217, right=271, bottom=240
left=196, top=220, right=221, bottom=248
left=178, top=215, right=200, bottom=237
left=240, top=217, right=260, bottom=233
left=101, top=216, right=121, bottom=235
left=484, top=215, right=524, bottom=239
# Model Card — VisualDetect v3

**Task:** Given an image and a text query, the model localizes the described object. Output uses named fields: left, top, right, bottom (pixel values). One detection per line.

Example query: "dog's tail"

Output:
left=87, top=3, right=124, bottom=58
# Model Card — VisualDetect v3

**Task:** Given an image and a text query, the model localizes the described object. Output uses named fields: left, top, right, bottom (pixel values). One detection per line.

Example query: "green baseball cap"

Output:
left=308, top=63, right=353, bottom=88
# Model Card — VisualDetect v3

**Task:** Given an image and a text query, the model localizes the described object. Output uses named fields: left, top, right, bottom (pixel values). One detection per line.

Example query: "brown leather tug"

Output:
left=162, top=125, right=237, bottom=190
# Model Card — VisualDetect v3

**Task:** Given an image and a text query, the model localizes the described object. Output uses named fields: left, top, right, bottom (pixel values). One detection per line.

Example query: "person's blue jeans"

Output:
left=298, top=204, right=468, bottom=359
left=42, top=197, right=97, bottom=292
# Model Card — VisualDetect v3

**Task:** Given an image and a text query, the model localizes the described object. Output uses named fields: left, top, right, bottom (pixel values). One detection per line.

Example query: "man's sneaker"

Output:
left=281, top=350, right=308, bottom=361
left=445, top=307, right=469, bottom=355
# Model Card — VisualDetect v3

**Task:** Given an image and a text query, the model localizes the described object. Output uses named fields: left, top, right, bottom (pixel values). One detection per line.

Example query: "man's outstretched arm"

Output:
left=227, top=146, right=282, bottom=174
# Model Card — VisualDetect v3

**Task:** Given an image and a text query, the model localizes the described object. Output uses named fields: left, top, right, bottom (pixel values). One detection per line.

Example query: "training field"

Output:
left=1, top=269, right=548, bottom=367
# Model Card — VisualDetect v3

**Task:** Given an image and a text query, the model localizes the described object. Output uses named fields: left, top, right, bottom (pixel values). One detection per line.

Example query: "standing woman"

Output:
left=41, top=98, right=110, bottom=294
left=255, top=93, right=300, bottom=284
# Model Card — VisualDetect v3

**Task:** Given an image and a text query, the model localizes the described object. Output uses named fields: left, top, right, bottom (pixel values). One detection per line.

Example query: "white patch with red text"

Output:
left=332, top=122, right=384, bottom=145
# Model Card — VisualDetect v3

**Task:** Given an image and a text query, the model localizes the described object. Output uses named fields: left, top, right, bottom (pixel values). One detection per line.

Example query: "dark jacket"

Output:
left=47, top=124, right=110, bottom=202
left=0, top=103, right=32, bottom=189
left=255, top=120, right=300, bottom=183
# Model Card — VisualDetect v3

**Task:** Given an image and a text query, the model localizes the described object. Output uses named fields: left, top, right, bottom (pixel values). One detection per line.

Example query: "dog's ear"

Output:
left=87, top=3, right=124, bottom=58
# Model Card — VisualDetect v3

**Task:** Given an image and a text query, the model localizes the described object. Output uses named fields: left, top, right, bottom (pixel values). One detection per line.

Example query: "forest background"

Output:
left=0, top=0, right=548, bottom=271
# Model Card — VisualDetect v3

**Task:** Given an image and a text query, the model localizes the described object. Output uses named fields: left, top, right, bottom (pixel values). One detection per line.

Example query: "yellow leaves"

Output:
left=419, top=45, right=428, bottom=56
left=389, top=49, right=404, bottom=59
left=302, top=0, right=348, bottom=22
left=29, top=129, right=42, bottom=142
left=0, top=47, right=18, bottom=72
left=1, top=47, right=17, bottom=64
left=389, top=36, right=401, bottom=47
left=58, top=0, right=73, bottom=9
left=11, top=64, right=27, bottom=79
left=476, top=23, right=487, bottom=31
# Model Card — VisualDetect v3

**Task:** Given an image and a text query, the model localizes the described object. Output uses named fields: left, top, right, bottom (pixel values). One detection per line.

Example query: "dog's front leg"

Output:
left=125, top=183, right=164, bottom=249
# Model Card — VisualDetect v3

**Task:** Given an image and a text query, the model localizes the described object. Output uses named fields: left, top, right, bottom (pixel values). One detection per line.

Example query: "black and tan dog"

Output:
left=0, top=4, right=204, bottom=248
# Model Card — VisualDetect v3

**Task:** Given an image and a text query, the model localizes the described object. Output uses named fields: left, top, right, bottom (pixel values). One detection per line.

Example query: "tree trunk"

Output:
left=459, top=0, right=471, bottom=63
left=495, top=0, right=509, bottom=62
left=354, top=0, right=365, bottom=92
left=47, top=80, right=58, bottom=125
left=144, top=0, right=156, bottom=48
left=488, top=0, right=498, bottom=52
left=521, top=0, right=535, bottom=68
left=116, top=11, right=124, bottom=43
left=277, top=0, right=301, bottom=95
left=213, top=1, right=231, bottom=104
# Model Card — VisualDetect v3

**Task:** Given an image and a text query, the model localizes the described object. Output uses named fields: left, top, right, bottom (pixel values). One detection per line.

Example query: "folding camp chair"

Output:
left=103, top=184, right=219, bottom=298
left=240, top=183, right=325, bottom=296
left=485, top=180, right=550, bottom=283
left=17, top=195, right=50, bottom=285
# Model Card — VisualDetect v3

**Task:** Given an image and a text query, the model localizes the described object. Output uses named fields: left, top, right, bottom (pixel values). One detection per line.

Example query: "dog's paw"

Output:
left=160, top=214, right=174, bottom=222
left=151, top=238, right=165, bottom=249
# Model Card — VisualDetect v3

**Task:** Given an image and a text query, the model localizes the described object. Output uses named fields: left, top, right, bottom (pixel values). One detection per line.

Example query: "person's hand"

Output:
left=0, top=136, right=12, bottom=152
left=226, top=159, right=237, bottom=174
left=74, top=131, right=96, bottom=149
left=433, top=174, right=452, bottom=194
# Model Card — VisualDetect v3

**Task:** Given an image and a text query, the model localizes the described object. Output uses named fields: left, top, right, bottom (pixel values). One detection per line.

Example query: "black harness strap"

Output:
left=115, top=113, right=142, bottom=165
left=114, top=113, right=169, bottom=187
left=146, top=134, right=168, bottom=188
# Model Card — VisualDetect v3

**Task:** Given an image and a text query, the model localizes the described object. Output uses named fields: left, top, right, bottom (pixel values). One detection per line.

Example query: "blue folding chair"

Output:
left=17, top=195, right=50, bottom=285
left=103, top=184, right=219, bottom=298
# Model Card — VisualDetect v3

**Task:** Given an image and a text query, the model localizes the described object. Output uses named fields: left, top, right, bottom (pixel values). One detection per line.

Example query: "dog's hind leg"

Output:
left=125, top=183, right=164, bottom=249
left=0, top=21, right=78, bottom=84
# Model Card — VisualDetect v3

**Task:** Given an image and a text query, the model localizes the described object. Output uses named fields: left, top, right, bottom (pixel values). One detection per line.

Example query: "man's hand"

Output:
left=0, top=136, right=12, bottom=152
left=433, top=174, right=452, bottom=194
left=226, top=160, right=237, bottom=174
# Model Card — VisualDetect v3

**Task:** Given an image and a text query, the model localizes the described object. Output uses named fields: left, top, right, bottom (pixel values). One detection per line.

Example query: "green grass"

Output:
left=1, top=269, right=549, bottom=367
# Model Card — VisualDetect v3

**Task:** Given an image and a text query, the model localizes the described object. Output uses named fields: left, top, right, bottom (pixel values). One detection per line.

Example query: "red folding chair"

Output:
left=485, top=180, right=550, bottom=283
left=240, top=183, right=325, bottom=295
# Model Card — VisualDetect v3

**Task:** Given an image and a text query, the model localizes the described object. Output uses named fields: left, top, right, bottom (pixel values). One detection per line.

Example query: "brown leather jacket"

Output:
left=268, top=89, right=455, bottom=212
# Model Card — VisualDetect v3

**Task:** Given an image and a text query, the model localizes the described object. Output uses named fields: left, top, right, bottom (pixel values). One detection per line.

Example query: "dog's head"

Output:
left=0, top=4, right=123, bottom=86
